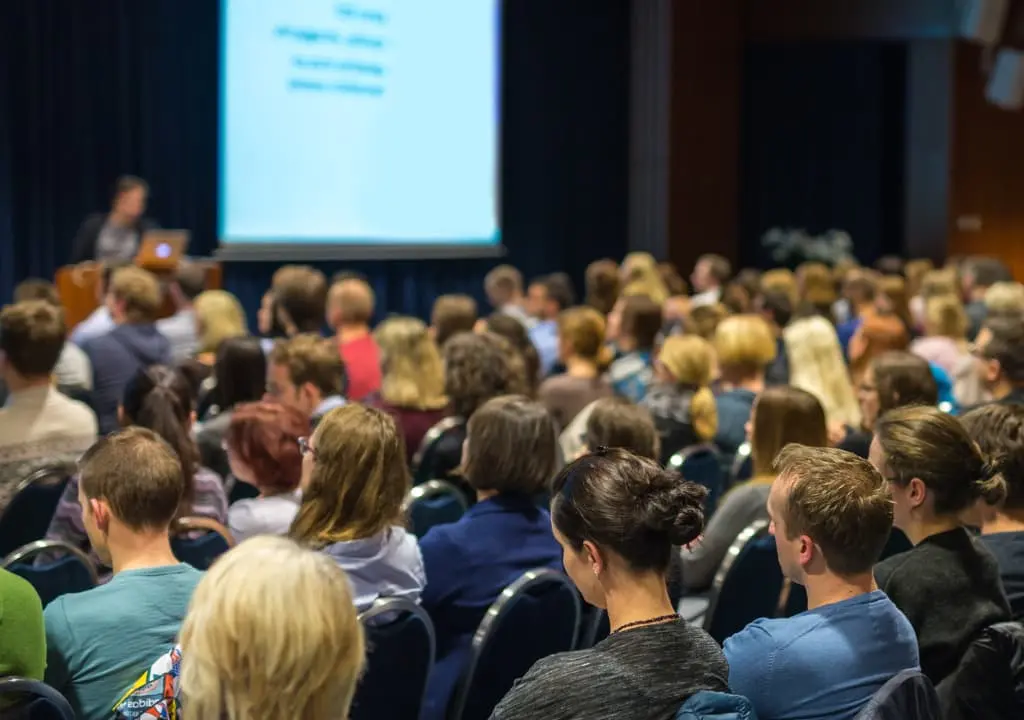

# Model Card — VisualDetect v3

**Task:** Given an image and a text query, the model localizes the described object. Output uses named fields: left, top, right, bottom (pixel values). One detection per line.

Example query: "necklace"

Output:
left=611, top=614, right=679, bottom=634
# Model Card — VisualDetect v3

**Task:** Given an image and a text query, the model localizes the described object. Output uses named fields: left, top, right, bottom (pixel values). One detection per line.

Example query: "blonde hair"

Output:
left=760, top=268, right=799, bottom=308
left=110, top=266, right=162, bottom=323
left=924, top=294, right=968, bottom=341
left=194, top=290, right=248, bottom=353
left=919, top=269, right=958, bottom=299
left=904, top=259, right=935, bottom=298
left=620, top=252, right=669, bottom=304
left=984, top=282, right=1024, bottom=316
left=180, top=536, right=365, bottom=720
left=374, top=316, right=447, bottom=410
left=783, top=316, right=861, bottom=428
left=328, top=278, right=375, bottom=326
left=557, top=306, right=614, bottom=371
left=797, top=262, right=836, bottom=314
left=657, top=335, right=718, bottom=441
left=713, top=314, right=777, bottom=376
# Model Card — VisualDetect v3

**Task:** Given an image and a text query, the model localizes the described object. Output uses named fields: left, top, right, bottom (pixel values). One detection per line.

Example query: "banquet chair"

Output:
left=2, top=540, right=98, bottom=607
left=170, top=517, right=234, bottom=570
left=0, top=464, right=74, bottom=557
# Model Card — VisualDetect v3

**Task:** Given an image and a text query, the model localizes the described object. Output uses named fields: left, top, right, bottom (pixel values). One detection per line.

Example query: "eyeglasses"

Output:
left=298, top=436, right=316, bottom=459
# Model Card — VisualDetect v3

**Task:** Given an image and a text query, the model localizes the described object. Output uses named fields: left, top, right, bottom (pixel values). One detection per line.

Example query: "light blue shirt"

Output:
left=724, top=589, right=920, bottom=720
left=70, top=306, right=114, bottom=348
left=44, top=563, right=203, bottom=720
left=156, top=309, right=198, bottom=364
left=529, top=320, right=559, bottom=377
left=320, top=526, right=425, bottom=611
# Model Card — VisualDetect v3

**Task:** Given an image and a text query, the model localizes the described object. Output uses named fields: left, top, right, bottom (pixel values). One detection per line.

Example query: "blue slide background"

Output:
left=219, top=0, right=500, bottom=245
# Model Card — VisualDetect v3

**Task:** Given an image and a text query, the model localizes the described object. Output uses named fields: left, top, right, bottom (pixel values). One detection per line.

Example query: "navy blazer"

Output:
left=419, top=494, right=562, bottom=720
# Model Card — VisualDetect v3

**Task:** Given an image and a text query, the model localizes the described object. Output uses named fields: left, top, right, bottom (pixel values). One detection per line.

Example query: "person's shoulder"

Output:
left=875, top=545, right=921, bottom=588
left=723, top=616, right=788, bottom=658
left=0, top=568, right=43, bottom=614
left=50, top=391, right=97, bottom=427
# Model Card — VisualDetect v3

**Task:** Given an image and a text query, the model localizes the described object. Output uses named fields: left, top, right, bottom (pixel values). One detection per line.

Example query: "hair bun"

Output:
left=638, top=470, right=707, bottom=546
left=977, top=460, right=1009, bottom=506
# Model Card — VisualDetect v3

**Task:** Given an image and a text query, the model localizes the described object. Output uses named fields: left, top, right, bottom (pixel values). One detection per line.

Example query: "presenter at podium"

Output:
left=69, top=175, right=158, bottom=265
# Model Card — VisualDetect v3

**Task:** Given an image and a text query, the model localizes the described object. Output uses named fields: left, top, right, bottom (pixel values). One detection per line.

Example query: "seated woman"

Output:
left=490, top=449, right=728, bottom=720
left=192, top=290, right=248, bottom=366
left=910, top=294, right=977, bottom=407
left=419, top=395, right=562, bottom=720
left=582, top=396, right=660, bottom=461
left=46, top=366, right=228, bottom=568
left=681, top=386, right=828, bottom=592
left=369, top=316, right=450, bottom=462
left=871, top=406, right=1011, bottom=684
left=482, top=312, right=542, bottom=396
left=641, top=335, right=718, bottom=465
left=606, top=294, right=662, bottom=402
left=783, top=315, right=861, bottom=432
left=290, top=404, right=424, bottom=610
left=223, top=401, right=308, bottom=542
left=538, top=307, right=613, bottom=430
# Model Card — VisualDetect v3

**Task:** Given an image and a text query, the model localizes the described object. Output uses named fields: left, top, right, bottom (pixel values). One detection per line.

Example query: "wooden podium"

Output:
left=55, top=260, right=222, bottom=331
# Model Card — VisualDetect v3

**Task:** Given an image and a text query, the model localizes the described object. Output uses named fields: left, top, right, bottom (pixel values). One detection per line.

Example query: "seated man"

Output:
left=44, top=427, right=202, bottom=720
left=0, top=301, right=97, bottom=513
left=156, top=260, right=206, bottom=364
left=326, top=276, right=381, bottom=401
left=69, top=259, right=132, bottom=348
left=266, top=334, right=347, bottom=426
left=12, top=279, right=92, bottom=394
left=725, top=445, right=919, bottom=720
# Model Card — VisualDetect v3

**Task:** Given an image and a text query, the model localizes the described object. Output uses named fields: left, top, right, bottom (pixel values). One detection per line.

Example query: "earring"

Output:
left=592, top=566, right=599, bottom=576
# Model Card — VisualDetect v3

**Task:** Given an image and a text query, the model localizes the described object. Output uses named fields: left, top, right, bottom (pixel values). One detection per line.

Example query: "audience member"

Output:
left=419, top=396, right=562, bottom=720
left=538, top=307, right=613, bottom=429
left=784, top=315, right=861, bottom=431
left=266, top=334, right=347, bottom=425
left=836, top=271, right=877, bottom=355
left=482, top=312, right=542, bottom=394
left=829, top=258, right=861, bottom=324
left=179, top=536, right=365, bottom=720
left=871, top=406, right=1011, bottom=684
left=527, top=273, right=575, bottom=376
left=326, top=276, right=381, bottom=401
left=984, top=280, right=1024, bottom=318
left=491, top=449, right=728, bottom=719
left=684, top=302, right=727, bottom=341
left=582, top=396, right=660, bottom=460
left=12, top=279, right=92, bottom=393
left=290, top=404, right=424, bottom=609
left=224, top=402, right=307, bottom=542
left=431, top=294, right=479, bottom=347
left=485, top=264, right=534, bottom=329
left=273, top=265, right=328, bottom=336
left=584, top=259, right=621, bottom=316
left=721, top=282, right=753, bottom=315
left=45, top=428, right=203, bottom=719
left=840, top=351, right=937, bottom=458
left=658, top=261, right=688, bottom=298
left=877, top=274, right=914, bottom=336
left=848, top=310, right=909, bottom=385
left=157, top=261, right=206, bottom=363
left=903, top=258, right=934, bottom=312
left=194, top=336, right=267, bottom=478
left=874, top=255, right=905, bottom=277
left=0, top=568, right=45, bottom=681
left=606, top=294, right=660, bottom=402
left=796, top=261, right=837, bottom=318
left=910, top=294, right=970, bottom=375
left=726, top=446, right=919, bottom=720
left=760, top=268, right=799, bottom=310
left=682, top=387, right=828, bottom=591
left=973, top=313, right=1024, bottom=406
left=620, top=252, right=669, bottom=304
left=47, top=366, right=228, bottom=567
left=754, top=288, right=793, bottom=386
left=690, top=253, right=731, bottom=308
left=192, top=290, right=248, bottom=365
left=0, top=301, right=97, bottom=512
left=641, top=335, right=717, bottom=465
left=83, top=266, right=171, bottom=434
left=370, top=316, right=449, bottom=461
left=960, top=404, right=1024, bottom=618
left=712, top=314, right=777, bottom=464
left=961, top=256, right=1014, bottom=339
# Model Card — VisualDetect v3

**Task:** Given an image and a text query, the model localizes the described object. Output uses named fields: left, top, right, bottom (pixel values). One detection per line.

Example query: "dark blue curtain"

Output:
left=0, top=0, right=630, bottom=320
left=739, top=42, right=907, bottom=267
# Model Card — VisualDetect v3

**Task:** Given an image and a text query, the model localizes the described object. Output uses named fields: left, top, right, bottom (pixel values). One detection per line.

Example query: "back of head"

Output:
left=757, top=289, right=794, bottom=329
left=685, top=303, right=728, bottom=340
left=270, top=334, right=346, bottom=399
left=328, top=277, right=375, bottom=328
left=431, top=294, right=479, bottom=347
left=966, top=256, right=1013, bottom=290
left=444, top=331, right=524, bottom=417
left=618, top=294, right=662, bottom=352
left=174, top=261, right=207, bottom=302
left=878, top=275, right=912, bottom=328
left=783, top=316, right=860, bottom=428
left=585, top=396, right=660, bottom=461
left=984, top=282, right=1024, bottom=317
left=100, top=259, right=133, bottom=295
left=904, top=259, right=935, bottom=297
left=981, top=313, right=1024, bottom=386
left=920, top=269, right=958, bottom=299
left=0, top=301, right=66, bottom=379
left=924, top=294, right=968, bottom=340
left=226, top=401, right=308, bottom=494
left=13, top=279, right=60, bottom=306
left=657, top=335, right=718, bottom=441
left=275, top=266, right=328, bottom=333
left=713, top=314, right=777, bottom=376
left=874, top=405, right=1005, bottom=515
left=543, top=273, right=577, bottom=313
left=557, top=306, right=610, bottom=368
left=465, top=395, right=559, bottom=495
left=658, top=262, right=688, bottom=297
left=850, top=311, right=909, bottom=375
left=760, top=268, right=799, bottom=308
left=844, top=272, right=878, bottom=306
left=872, top=351, right=938, bottom=417
left=484, top=312, right=540, bottom=392
left=373, top=316, right=447, bottom=410
left=194, top=290, right=248, bottom=354
left=585, top=259, right=621, bottom=315
left=874, top=255, right=905, bottom=276
left=698, top=253, right=732, bottom=285
left=484, top=264, right=523, bottom=306
left=551, top=448, right=706, bottom=574
left=751, top=386, right=828, bottom=477
left=773, top=445, right=893, bottom=576
left=797, top=261, right=836, bottom=309
left=180, top=536, right=365, bottom=720
left=111, top=266, right=162, bottom=323
left=960, top=404, right=1024, bottom=512
left=214, top=336, right=267, bottom=410
left=79, top=426, right=185, bottom=530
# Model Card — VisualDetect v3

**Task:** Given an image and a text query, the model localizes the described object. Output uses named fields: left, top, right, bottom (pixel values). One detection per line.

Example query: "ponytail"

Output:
left=690, top=386, right=718, bottom=442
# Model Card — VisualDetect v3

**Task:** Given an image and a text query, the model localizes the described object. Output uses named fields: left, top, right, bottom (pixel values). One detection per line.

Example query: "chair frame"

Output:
left=449, top=568, right=581, bottom=720
left=402, top=479, right=470, bottom=515
left=411, top=416, right=465, bottom=475
left=703, top=519, right=770, bottom=635
left=666, top=442, right=719, bottom=470
left=0, top=677, right=75, bottom=720
left=171, top=516, right=236, bottom=546
left=356, top=597, right=437, bottom=718
left=2, top=539, right=100, bottom=585
left=728, top=441, right=752, bottom=488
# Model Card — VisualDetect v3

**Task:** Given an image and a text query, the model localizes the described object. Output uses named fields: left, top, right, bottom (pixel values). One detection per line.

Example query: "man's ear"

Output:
left=90, top=498, right=112, bottom=532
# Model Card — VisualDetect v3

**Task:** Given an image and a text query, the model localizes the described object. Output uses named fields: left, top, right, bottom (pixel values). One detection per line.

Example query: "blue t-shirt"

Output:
left=724, top=589, right=920, bottom=720
left=529, top=320, right=559, bottom=378
left=44, top=564, right=203, bottom=720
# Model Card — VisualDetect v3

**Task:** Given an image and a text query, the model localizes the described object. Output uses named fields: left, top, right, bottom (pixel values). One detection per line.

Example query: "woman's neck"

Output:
left=721, top=372, right=764, bottom=394
left=565, top=357, right=598, bottom=379
left=984, top=510, right=1024, bottom=535
left=904, top=516, right=962, bottom=546
left=604, top=569, right=676, bottom=633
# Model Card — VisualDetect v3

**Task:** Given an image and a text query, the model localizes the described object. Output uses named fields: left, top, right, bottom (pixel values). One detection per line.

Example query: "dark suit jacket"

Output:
left=70, top=213, right=158, bottom=264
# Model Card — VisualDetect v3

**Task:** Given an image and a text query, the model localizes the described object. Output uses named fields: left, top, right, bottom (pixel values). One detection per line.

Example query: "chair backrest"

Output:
left=728, top=442, right=753, bottom=490
left=0, top=677, right=75, bottom=720
left=574, top=605, right=610, bottom=650
left=411, top=416, right=466, bottom=485
left=936, top=621, right=1024, bottom=720
left=677, top=690, right=759, bottom=720
left=170, top=517, right=234, bottom=570
left=0, top=464, right=74, bottom=557
left=856, top=669, right=941, bottom=720
left=2, top=540, right=99, bottom=607
left=351, top=597, right=435, bottom=720
left=403, top=480, right=469, bottom=537
left=449, top=568, right=582, bottom=720
left=704, top=520, right=783, bottom=644
left=668, top=443, right=724, bottom=516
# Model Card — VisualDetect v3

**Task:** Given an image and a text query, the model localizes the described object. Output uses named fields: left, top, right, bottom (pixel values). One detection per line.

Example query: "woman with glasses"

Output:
left=289, top=404, right=424, bottom=610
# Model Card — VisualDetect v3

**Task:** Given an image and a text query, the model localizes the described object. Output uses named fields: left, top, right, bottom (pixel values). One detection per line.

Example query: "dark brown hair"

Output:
left=618, top=295, right=662, bottom=352
left=484, top=265, right=524, bottom=304
left=751, top=387, right=828, bottom=477
left=444, top=332, right=525, bottom=418
left=698, top=254, right=732, bottom=283
left=871, top=351, right=938, bottom=417
left=274, top=266, right=328, bottom=333
left=485, top=312, right=540, bottom=394
left=981, top=314, right=1024, bottom=385
left=585, top=397, right=660, bottom=461
left=552, top=448, right=706, bottom=573
left=432, top=294, right=478, bottom=347
left=774, top=445, right=893, bottom=576
left=585, top=259, right=621, bottom=315
left=960, top=404, right=1024, bottom=511
left=657, top=262, right=688, bottom=297
left=0, top=301, right=65, bottom=377
left=875, top=405, right=1006, bottom=515
left=464, top=395, right=559, bottom=495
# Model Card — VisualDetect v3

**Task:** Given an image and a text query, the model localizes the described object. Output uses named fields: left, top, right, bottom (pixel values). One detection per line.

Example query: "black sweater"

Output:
left=875, top=527, right=1011, bottom=685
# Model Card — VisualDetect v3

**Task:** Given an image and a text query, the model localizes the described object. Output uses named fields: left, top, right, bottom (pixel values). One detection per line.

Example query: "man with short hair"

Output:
left=44, top=428, right=202, bottom=720
left=273, top=265, right=328, bottom=336
left=267, top=334, right=347, bottom=425
left=962, top=256, right=1014, bottom=340
left=325, top=277, right=380, bottom=401
left=484, top=264, right=533, bottom=328
left=755, top=289, right=793, bottom=386
left=690, top=253, right=731, bottom=307
left=70, top=259, right=133, bottom=347
left=0, top=301, right=97, bottom=512
left=83, top=266, right=171, bottom=434
left=526, top=273, right=575, bottom=377
left=725, top=445, right=919, bottom=720
left=157, top=260, right=206, bottom=363
left=973, top=313, right=1024, bottom=406
left=12, top=279, right=92, bottom=393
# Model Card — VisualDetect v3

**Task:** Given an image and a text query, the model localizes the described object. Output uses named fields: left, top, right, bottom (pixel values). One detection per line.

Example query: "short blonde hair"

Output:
left=620, top=253, right=669, bottom=304
left=180, top=536, right=365, bottom=720
left=374, top=316, right=447, bottom=410
left=328, top=278, right=375, bottom=326
left=714, top=314, right=776, bottom=374
left=657, top=335, right=717, bottom=441
left=110, top=266, right=162, bottom=323
left=760, top=268, right=799, bottom=308
left=984, top=282, right=1024, bottom=317
left=924, top=294, right=968, bottom=340
left=194, top=290, right=248, bottom=353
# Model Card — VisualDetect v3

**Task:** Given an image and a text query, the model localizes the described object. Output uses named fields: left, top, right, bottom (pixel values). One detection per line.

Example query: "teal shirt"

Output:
left=0, top=568, right=45, bottom=680
left=43, top=564, right=202, bottom=720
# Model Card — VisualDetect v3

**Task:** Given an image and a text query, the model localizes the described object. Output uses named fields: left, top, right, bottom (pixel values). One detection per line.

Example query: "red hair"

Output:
left=225, top=402, right=308, bottom=494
